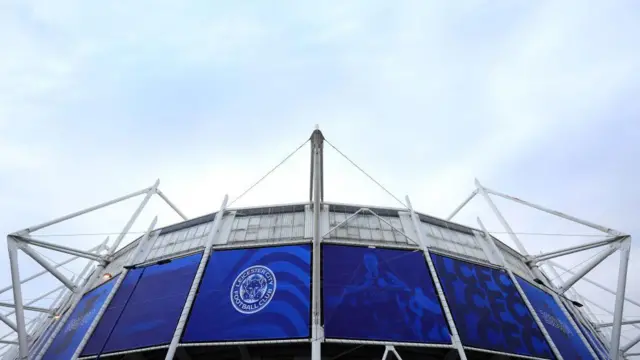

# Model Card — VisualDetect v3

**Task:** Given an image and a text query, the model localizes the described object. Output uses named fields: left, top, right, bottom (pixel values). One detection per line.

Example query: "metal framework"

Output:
left=447, top=180, right=635, bottom=360
left=2, top=180, right=188, bottom=359
left=1, top=128, right=636, bottom=359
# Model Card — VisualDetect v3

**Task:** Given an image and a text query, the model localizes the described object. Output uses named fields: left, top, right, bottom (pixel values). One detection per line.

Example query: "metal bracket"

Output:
left=381, top=345, right=403, bottom=360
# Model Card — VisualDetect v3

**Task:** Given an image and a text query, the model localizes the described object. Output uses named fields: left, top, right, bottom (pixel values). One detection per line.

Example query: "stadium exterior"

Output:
left=1, top=129, right=637, bottom=360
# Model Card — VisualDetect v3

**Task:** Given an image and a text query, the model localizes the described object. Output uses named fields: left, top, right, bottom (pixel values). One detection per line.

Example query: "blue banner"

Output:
left=182, top=244, right=311, bottom=342
left=577, top=320, right=610, bottom=360
left=42, top=276, right=118, bottom=360
left=80, top=268, right=144, bottom=356
left=323, top=245, right=450, bottom=344
left=28, top=321, right=57, bottom=360
left=517, top=277, right=594, bottom=360
left=98, top=252, right=202, bottom=354
left=431, top=254, right=553, bottom=358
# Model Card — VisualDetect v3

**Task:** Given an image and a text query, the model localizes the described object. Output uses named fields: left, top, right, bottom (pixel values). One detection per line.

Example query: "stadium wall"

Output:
left=27, top=203, right=606, bottom=360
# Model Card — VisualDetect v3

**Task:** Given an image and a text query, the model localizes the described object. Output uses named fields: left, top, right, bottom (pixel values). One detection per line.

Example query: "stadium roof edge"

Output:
left=109, top=201, right=526, bottom=262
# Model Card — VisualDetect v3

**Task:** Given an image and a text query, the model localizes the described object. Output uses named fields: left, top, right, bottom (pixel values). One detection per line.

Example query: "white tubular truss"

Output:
left=2, top=130, right=634, bottom=360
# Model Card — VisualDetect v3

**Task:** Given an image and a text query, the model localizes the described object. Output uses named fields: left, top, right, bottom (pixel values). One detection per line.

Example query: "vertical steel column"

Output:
left=611, top=238, right=632, bottom=360
left=7, top=237, right=29, bottom=359
left=406, top=196, right=467, bottom=360
left=164, top=195, right=228, bottom=360
left=477, top=218, right=565, bottom=360
left=311, top=129, right=323, bottom=360
left=71, top=216, right=159, bottom=360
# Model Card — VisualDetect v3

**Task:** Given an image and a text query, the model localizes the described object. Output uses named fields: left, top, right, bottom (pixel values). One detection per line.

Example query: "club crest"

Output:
left=230, top=265, right=276, bottom=314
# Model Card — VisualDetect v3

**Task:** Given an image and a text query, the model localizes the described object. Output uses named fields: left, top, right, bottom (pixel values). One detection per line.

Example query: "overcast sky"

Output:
left=1, top=0, right=639, bottom=354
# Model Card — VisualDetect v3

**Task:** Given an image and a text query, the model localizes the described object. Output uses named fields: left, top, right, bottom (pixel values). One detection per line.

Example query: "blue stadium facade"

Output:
left=5, top=129, right=622, bottom=360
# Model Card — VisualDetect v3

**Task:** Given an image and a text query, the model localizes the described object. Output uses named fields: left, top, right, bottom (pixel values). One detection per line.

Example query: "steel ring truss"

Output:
left=0, top=128, right=637, bottom=360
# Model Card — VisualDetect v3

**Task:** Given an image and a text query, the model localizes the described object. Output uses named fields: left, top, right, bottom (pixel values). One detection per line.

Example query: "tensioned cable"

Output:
left=228, top=139, right=310, bottom=207
left=488, top=231, right=609, bottom=237
left=0, top=297, right=58, bottom=303
left=31, top=248, right=78, bottom=277
left=324, top=139, right=407, bottom=209
left=34, top=232, right=147, bottom=237
left=546, top=246, right=613, bottom=283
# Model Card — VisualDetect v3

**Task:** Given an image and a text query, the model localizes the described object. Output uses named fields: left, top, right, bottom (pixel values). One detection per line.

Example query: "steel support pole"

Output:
left=622, top=334, right=640, bottom=354
left=309, top=137, right=314, bottom=202
left=531, top=236, right=624, bottom=263
left=164, top=195, right=228, bottom=360
left=598, top=320, right=640, bottom=328
left=4, top=285, right=66, bottom=318
left=0, top=244, right=102, bottom=296
left=611, top=239, right=632, bottom=360
left=475, top=180, right=528, bottom=255
left=0, top=303, right=52, bottom=313
left=7, top=238, right=29, bottom=359
left=13, top=240, right=77, bottom=291
left=381, top=345, right=403, bottom=360
left=558, top=243, right=621, bottom=293
left=156, top=189, right=188, bottom=221
left=482, top=186, right=624, bottom=236
left=406, top=195, right=467, bottom=360
left=477, top=218, right=565, bottom=360
left=584, top=298, right=640, bottom=336
left=0, top=318, right=33, bottom=347
left=475, top=180, right=553, bottom=289
left=13, top=235, right=104, bottom=262
left=381, top=346, right=390, bottom=360
left=446, top=190, right=478, bottom=221
left=109, top=180, right=159, bottom=255
left=16, top=186, right=152, bottom=235
left=626, top=352, right=640, bottom=357
left=311, top=130, right=323, bottom=360
left=0, top=312, right=18, bottom=333
left=548, top=261, right=640, bottom=309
